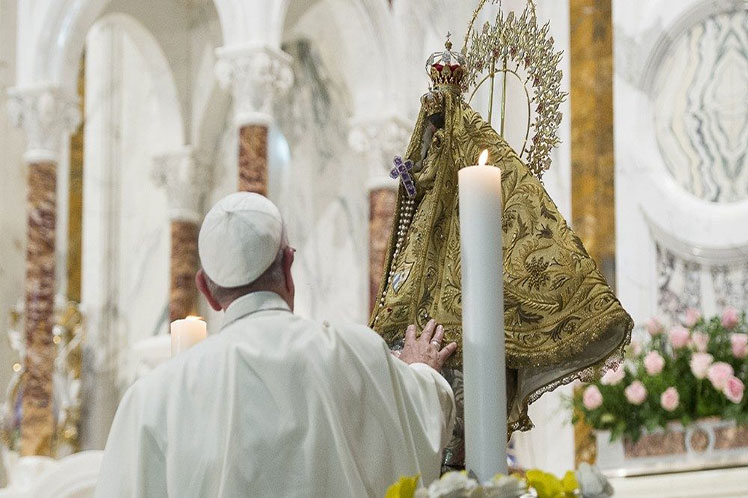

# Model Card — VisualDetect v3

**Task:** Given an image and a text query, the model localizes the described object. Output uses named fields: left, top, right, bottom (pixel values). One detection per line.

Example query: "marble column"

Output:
left=348, top=117, right=411, bottom=313
left=239, top=125, right=268, bottom=194
left=7, top=86, right=80, bottom=456
left=367, top=184, right=398, bottom=313
left=152, top=147, right=209, bottom=323
left=67, top=54, right=86, bottom=304
left=570, top=0, right=615, bottom=283
left=215, top=43, right=293, bottom=195
left=569, top=0, right=615, bottom=466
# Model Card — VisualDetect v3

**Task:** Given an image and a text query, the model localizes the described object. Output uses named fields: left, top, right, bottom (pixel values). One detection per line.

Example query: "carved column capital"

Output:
left=215, top=43, right=294, bottom=127
left=348, top=115, right=412, bottom=191
left=7, top=85, right=81, bottom=163
left=151, top=147, right=211, bottom=223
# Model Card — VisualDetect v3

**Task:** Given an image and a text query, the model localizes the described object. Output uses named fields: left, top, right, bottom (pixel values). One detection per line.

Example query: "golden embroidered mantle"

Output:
left=369, top=92, right=632, bottom=430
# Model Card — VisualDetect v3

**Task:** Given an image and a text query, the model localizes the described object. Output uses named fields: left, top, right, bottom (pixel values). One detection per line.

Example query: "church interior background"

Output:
left=1, top=0, right=747, bottom=495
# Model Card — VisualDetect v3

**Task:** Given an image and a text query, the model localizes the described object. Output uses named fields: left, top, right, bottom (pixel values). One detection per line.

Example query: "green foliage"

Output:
left=572, top=310, right=748, bottom=442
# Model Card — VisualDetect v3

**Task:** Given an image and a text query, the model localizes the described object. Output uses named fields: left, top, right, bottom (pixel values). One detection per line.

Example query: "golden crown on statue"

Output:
left=420, top=35, right=466, bottom=116
left=425, top=36, right=467, bottom=91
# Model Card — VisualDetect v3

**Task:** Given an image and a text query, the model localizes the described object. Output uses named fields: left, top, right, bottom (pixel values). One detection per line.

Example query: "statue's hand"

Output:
left=398, top=319, right=457, bottom=372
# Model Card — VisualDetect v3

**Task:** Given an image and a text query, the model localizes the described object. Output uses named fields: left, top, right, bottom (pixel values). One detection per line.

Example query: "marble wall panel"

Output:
left=655, top=243, right=702, bottom=321
left=274, top=39, right=368, bottom=326
left=615, top=0, right=748, bottom=326
left=651, top=9, right=748, bottom=203
left=711, top=264, right=748, bottom=311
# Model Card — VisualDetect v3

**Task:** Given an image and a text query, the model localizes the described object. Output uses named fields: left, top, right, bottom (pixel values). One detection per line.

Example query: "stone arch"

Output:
left=24, top=0, right=231, bottom=95
left=94, top=12, right=185, bottom=149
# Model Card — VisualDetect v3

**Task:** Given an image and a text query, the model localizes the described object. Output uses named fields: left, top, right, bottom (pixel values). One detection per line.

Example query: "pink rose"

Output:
left=646, top=317, right=664, bottom=336
left=668, top=325, right=690, bottom=349
left=730, top=334, right=748, bottom=359
left=660, top=387, right=679, bottom=412
left=625, top=381, right=647, bottom=405
left=684, top=308, right=701, bottom=328
left=689, top=353, right=714, bottom=379
left=707, top=362, right=734, bottom=390
left=630, top=338, right=643, bottom=356
left=582, top=385, right=603, bottom=410
left=643, top=351, right=665, bottom=375
left=690, top=332, right=709, bottom=353
left=722, top=306, right=740, bottom=329
left=601, top=365, right=625, bottom=385
left=724, top=376, right=745, bottom=404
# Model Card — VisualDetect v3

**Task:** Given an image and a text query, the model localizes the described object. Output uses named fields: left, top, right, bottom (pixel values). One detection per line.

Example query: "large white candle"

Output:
left=170, top=316, right=207, bottom=356
left=458, top=149, right=507, bottom=480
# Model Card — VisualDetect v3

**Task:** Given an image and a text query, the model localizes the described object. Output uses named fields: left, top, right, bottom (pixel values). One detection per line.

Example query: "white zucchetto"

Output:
left=198, top=192, right=283, bottom=288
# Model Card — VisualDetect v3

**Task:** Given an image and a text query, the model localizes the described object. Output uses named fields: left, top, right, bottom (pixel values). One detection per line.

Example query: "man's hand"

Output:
left=398, top=319, right=458, bottom=372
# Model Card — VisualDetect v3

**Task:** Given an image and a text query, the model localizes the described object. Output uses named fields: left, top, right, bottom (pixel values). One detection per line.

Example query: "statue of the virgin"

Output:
left=369, top=27, right=632, bottom=469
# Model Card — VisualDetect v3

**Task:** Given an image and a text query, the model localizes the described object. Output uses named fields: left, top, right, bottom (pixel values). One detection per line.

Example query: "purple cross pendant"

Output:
left=390, top=156, right=417, bottom=198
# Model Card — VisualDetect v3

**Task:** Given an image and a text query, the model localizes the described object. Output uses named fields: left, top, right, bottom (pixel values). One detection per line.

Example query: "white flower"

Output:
left=482, top=474, right=527, bottom=498
left=427, top=471, right=479, bottom=498
left=576, top=463, right=614, bottom=498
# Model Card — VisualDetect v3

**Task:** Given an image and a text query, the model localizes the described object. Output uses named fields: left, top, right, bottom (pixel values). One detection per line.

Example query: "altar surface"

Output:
left=609, top=467, right=748, bottom=498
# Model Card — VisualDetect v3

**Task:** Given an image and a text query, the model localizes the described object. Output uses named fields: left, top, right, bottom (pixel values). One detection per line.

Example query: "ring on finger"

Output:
left=430, top=340, right=441, bottom=347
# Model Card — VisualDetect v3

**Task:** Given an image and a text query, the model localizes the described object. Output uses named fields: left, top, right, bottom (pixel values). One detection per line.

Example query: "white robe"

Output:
left=95, top=291, right=455, bottom=497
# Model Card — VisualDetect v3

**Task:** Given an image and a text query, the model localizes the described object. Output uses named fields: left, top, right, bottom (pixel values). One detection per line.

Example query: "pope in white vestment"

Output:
left=96, top=193, right=457, bottom=497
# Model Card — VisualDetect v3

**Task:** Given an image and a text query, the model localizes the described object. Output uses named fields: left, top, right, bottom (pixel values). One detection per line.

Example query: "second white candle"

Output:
left=171, top=316, right=207, bottom=356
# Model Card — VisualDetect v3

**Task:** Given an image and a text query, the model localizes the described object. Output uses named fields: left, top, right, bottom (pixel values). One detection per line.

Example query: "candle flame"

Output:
left=478, top=149, right=489, bottom=167
left=185, top=315, right=204, bottom=321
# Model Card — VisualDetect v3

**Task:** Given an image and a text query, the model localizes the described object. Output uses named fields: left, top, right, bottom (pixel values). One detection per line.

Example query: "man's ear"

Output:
left=196, top=269, right=222, bottom=311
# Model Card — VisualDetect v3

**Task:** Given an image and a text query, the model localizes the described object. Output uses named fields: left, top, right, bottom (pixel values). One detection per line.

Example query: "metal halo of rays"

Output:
left=461, top=0, right=568, bottom=180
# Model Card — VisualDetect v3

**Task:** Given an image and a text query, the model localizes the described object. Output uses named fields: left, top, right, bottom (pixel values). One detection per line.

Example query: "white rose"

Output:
left=576, top=463, right=614, bottom=498
left=427, top=472, right=478, bottom=498
left=482, top=475, right=527, bottom=498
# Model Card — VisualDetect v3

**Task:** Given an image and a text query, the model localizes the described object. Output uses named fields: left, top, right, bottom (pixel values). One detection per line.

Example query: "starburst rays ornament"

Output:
left=461, top=0, right=567, bottom=179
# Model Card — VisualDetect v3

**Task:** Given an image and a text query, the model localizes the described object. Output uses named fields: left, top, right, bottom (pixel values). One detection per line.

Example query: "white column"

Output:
left=214, top=42, right=294, bottom=129
left=151, top=146, right=210, bottom=224
left=78, top=23, right=124, bottom=450
left=7, top=85, right=81, bottom=164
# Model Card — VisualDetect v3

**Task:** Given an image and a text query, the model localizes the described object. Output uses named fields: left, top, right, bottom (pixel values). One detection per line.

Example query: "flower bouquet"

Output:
left=574, top=307, right=748, bottom=472
left=386, top=463, right=613, bottom=498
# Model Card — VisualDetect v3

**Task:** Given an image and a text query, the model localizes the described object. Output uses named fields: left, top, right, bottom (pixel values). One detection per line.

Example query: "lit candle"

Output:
left=458, top=149, right=507, bottom=480
left=170, top=316, right=207, bottom=356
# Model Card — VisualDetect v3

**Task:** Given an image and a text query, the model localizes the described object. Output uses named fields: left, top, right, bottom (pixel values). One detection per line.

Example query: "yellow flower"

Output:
left=525, top=469, right=579, bottom=498
left=385, top=475, right=420, bottom=498
left=561, top=471, right=579, bottom=494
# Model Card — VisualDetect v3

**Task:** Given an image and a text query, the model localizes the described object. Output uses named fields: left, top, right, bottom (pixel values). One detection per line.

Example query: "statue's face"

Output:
left=427, top=112, right=445, bottom=130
